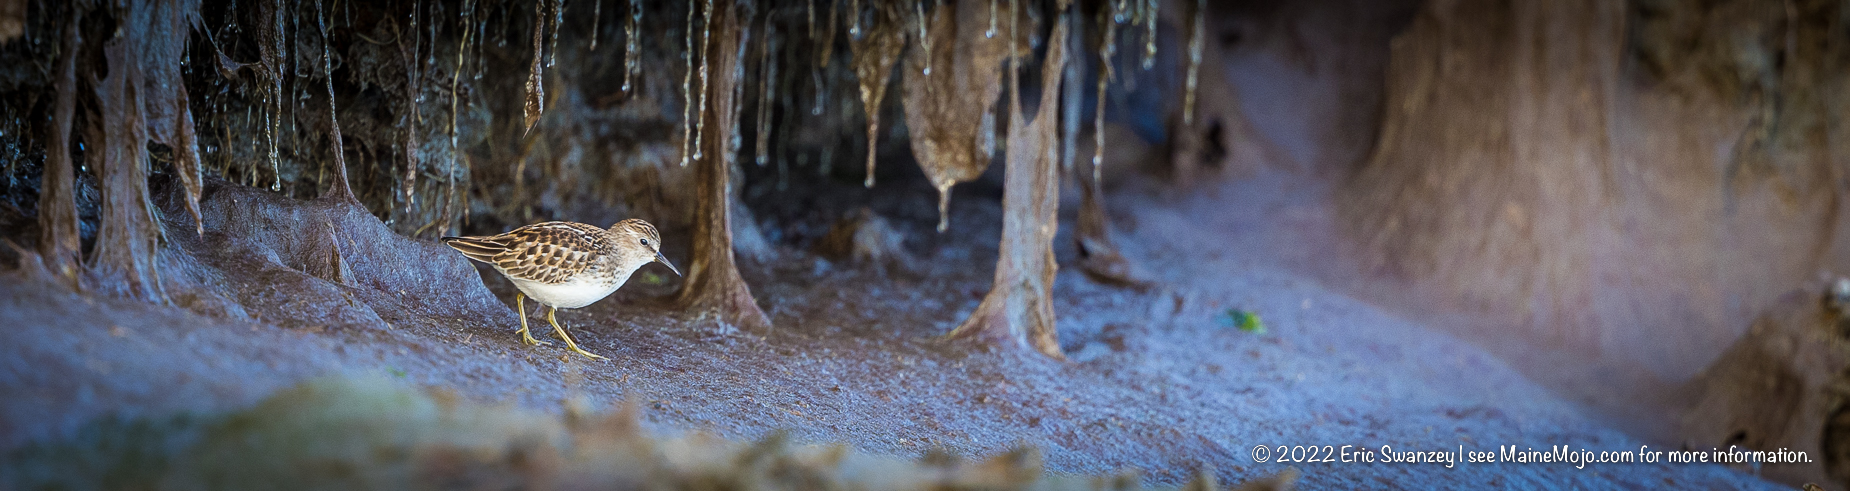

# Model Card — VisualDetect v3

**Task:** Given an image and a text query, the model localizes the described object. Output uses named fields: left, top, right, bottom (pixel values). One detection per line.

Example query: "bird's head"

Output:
left=611, top=219, right=679, bottom=277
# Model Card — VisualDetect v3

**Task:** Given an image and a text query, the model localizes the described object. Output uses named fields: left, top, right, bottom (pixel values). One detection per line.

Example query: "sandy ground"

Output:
left=0, top=163, right=1789, bottom=489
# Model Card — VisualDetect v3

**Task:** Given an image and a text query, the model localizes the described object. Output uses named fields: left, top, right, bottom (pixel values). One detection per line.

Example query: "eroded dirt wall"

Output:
left=1344, top=0, right=1850, bottom=383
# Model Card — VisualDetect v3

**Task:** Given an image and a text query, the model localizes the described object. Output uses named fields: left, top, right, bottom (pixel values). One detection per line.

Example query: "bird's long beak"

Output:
left=655, top=251, right=682, bottom=277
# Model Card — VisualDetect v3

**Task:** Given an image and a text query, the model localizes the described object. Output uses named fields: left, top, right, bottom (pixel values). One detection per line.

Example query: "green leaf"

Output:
left=638, top=271, right=666, bottom=286
left=1218, top=309, right=1266, bottom=335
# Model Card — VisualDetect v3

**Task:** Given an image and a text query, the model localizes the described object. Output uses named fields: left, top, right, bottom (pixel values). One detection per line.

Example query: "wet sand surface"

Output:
left=0, top=171, right=1780, bottom=489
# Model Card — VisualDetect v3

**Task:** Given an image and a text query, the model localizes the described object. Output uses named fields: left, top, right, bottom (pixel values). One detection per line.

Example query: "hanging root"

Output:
left=693, top=0, right=715, bottom=161
left=681, top=0, right=698, bottom=166
left=754, top=9, right=778, bottom=166
left=902, top=0, right=1010, bottom=232
left=398, top=2, right=421, bottom=214
left=622, top=0, right=640, bottom=94
left=315, top=0, right=356, bottom=203
left=1182, top=0, right=1205, bottom=125
left=264, top=0, right=284, bottom=192
left=850, top=4, right=903, bottom=188
left=523, top=0, right=548, bottom=136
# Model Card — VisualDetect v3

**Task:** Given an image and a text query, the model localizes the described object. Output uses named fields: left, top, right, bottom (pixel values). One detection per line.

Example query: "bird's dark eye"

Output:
left=640, top=239, right=650, bottom=246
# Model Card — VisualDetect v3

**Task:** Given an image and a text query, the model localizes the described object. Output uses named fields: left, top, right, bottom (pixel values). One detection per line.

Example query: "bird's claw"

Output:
left=568, top=347, right=609, bottom=360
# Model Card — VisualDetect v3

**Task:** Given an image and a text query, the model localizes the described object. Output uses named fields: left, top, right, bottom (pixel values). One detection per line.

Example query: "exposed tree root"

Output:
left=947, top=9, right=1069, bottom=359
left=35, top=6, right=82, bottom=286
left=137, top=0, right=207, bottom=235
left=1074, top=162, right=1153, bottom=290
left=674, top=0, right=771, bottom=333
left=1057, top=7, right=1148, bottom=290
left=89, top=41, right=167, bottom=302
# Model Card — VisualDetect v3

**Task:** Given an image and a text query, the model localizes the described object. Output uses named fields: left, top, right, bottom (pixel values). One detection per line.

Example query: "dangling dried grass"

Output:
left=849, top=3, right=903, bottom=188
left=523, top=0, right=547, bottom=136
left=314, top=0, right=355, bottom=202
left=901, top=0, right=1010, bottom=232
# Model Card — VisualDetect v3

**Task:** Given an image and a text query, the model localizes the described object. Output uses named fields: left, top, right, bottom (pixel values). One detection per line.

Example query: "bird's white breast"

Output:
left=508, top=270, right=632, bottom=309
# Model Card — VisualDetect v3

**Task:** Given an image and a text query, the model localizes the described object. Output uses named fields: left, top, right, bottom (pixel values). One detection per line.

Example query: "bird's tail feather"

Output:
left=441, top=236, right=506, bottom=264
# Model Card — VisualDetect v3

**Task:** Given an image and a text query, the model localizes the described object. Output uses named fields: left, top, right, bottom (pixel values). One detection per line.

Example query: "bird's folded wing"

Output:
left=494, top=222, right=605, bottom=284
left=442, top=222, right=605, bottom=284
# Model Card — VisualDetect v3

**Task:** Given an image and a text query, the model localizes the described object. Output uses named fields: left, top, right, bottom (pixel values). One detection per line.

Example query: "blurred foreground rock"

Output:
left=3, top=377, right=1297, bottom=491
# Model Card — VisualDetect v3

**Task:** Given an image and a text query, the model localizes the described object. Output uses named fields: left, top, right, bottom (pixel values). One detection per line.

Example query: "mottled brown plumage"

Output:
left=447, top=221, right=612, bottom=285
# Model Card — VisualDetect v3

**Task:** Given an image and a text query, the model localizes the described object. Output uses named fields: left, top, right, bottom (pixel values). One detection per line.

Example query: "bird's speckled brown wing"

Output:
left=442, top=222, right=610, bottom=284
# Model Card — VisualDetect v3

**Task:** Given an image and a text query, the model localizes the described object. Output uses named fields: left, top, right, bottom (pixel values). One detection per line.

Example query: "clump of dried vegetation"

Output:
left=3, top=377, right=1297, bottom=490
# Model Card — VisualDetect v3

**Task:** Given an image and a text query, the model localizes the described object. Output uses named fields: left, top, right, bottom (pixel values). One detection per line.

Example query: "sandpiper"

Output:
left=443, top=219, right=679, bottom=360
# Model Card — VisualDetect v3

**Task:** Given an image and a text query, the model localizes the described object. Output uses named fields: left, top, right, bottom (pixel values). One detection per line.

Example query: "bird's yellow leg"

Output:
left=547, top=306, right=607, bottom=360
left=515, top=293, right=550, bottom=346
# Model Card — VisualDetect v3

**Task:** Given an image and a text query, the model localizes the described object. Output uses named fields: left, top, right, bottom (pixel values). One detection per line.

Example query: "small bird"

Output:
left=442, top=219, right=679, bottom=359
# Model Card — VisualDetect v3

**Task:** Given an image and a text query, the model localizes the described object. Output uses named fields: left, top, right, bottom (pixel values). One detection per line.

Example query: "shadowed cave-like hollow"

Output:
left=2, top=0, right=1849, bottom=489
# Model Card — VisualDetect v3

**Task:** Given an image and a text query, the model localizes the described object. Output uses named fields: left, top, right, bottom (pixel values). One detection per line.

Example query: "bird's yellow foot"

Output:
left=564, top=345, right=609, bottom=360
left=514, top=292, right=547, bottom=346
left=516, top=326, right=552, bottom=347
left=514, top=292, right=553, bottom=346
left=547, top=306, right=608, bottom=360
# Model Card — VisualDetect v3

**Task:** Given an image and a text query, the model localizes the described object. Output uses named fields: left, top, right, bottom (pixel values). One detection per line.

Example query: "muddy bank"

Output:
left=1184, top=1, right=1850, bottom=484
left=0, top=0, right=1840, bottom=488
left=1, top=168, right=1788, bottom=488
